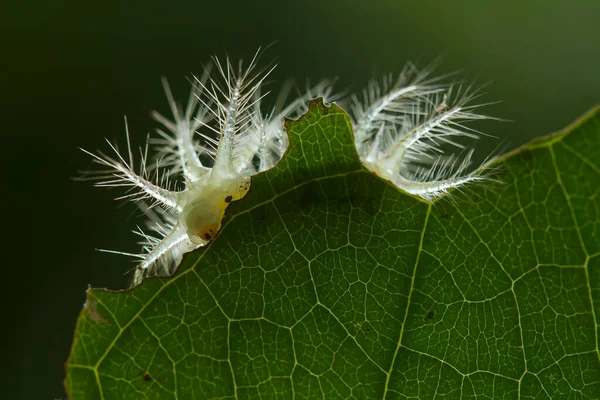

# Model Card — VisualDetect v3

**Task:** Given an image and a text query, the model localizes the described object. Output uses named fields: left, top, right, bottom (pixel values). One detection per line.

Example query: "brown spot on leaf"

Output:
left=286, top=267, right=297, bottom=278
left=425, top=310, right=435, bottom=321
left=521, top=150, right=533, bottom=161
left=85, top=298, right=108, bottom=324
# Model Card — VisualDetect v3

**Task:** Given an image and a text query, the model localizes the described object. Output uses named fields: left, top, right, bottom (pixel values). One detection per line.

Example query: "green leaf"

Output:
left=66, top=100, right=600, bottom=399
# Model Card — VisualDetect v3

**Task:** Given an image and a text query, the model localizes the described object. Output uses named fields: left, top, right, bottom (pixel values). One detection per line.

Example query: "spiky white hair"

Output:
left=351, top=63, right=497, bottom=200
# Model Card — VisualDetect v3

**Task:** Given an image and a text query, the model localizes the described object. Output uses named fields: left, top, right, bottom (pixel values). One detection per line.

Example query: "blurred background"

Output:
left=2, top=0, right=599, bottom=398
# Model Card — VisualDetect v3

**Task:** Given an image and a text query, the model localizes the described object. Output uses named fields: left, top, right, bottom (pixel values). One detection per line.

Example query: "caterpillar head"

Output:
left=181, top=178, right=251, bottom=244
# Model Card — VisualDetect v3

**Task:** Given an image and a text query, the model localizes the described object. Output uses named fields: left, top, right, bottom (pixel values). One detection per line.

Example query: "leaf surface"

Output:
left=66, top=100, right=600, bottom=399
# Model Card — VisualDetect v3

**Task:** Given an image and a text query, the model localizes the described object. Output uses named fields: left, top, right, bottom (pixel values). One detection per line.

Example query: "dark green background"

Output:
left=2, top=1, right=599, bottom=398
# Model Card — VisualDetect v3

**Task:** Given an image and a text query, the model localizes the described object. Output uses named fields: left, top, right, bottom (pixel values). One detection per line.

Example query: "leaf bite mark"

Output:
left=283, top=97, right=329, bottom=132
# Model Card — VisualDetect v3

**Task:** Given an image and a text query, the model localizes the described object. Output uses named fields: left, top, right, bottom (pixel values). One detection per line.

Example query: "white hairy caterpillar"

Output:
left=80, top=49, right=496, bottom=285
left=351, top=63, right=498, bottom=200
